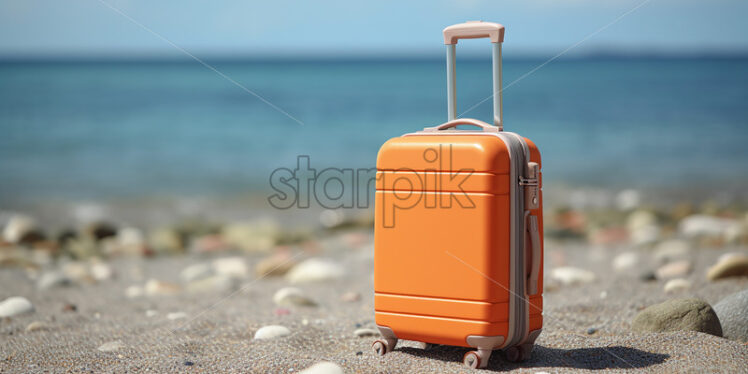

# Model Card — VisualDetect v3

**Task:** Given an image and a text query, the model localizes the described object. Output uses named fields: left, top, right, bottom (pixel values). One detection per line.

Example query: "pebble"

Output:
left=25, top=321, right=48, bottom=332
left=653, top=240, right=691, bottom=264
left=0, top=296, right=35, bottom=317
left=1, top=215, right=39, bottom=244
left=97, top=340, right=125, bottom=352
left=638, top=270, right=657, bottom=282
left=180, top=263, right=213, bottom=283
left=113, top=227, right=146, bottom=255
left=144, top=279, right=181, bottom=296
left=655, top=260, right=692, bottom=279
left=253, top=325, right=291, bottom=340
left=183, top=360, right=194, bottom=366
left=273, top=287, right=317, bottom=307
left=286, top=258, right=345, bottom=284
left=626, top=210, right=660, bottom=245
left=354, top=328, right=379, bottom=337
left=186, top=275, right=235, bottom=293
left=586, top=327, right=597, bottom=335
left=167, top=312, right=187, bottom=320
left=62, top=262, right=93, bottom=283
left=145, top=310, right=158, bottom=317
left=255, top=251, right=297, bottom=277
left=680, top=214, right=738, bottom=239
left=706, top=254, right=748, bottom=281
left=713, top=289, right=748, bottom=342
left=149, top=227, right=185, bottom=254
left=631, top=298, right=722, bottom=337
left=550, top=266, right=596, bottom=286
left=612, top=252, right=639, bottom=272
left=212, top=257, right=249, bottom=279
left=222, top=220, right=279, bottom=252
left=90, top=262, right=114, bottom=281
left=663, top=278, right=692, bottom=293
left=125, top=285, right=144, bottom=299
left=37, top=271, right=71, bottom=290
left=340, top=291, right=361, bottom=302
left=298, top=362, right=344, bottom=374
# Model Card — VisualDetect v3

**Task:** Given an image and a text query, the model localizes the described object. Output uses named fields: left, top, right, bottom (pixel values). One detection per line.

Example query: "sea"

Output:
left=1, top=56, right=747, bottom=219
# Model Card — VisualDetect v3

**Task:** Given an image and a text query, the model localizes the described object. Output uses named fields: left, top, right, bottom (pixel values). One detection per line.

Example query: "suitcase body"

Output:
left=373, top=21, right=544, bottom=369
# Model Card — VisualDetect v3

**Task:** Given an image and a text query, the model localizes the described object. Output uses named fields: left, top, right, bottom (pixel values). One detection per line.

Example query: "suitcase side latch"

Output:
left=519, top=162, right=540, bottom=210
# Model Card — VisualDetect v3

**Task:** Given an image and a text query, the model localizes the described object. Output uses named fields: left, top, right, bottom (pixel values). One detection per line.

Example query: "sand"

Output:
left=1, top=236, right=747, bottom=373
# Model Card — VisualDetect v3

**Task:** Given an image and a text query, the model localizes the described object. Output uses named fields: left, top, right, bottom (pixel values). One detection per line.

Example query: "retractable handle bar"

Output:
left=443, top=21, right=505, bottom=130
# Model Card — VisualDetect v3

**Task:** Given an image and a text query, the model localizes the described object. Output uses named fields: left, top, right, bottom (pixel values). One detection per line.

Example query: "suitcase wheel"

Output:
left=463, top=351, right=482, bottom=369
left=372, top=338, right=397, bottom=356
left=505, top=343, right=533, bottom=363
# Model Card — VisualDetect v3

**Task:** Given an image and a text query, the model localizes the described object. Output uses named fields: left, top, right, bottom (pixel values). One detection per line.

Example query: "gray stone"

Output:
left=713, top=289, right=748, bottom=342
left=37, top=271, right=72, bottom=290
left=632, top=298, right=722, bottom=337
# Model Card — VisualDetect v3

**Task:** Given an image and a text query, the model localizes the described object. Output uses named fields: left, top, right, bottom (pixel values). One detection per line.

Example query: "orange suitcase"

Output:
left=373, top=21, right=544, bottom=369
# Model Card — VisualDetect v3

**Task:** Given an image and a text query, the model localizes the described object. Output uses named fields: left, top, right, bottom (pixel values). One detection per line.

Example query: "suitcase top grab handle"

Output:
left=443, top=21, right=505, bottom=130
left=423, top=118, right=499, bottom=133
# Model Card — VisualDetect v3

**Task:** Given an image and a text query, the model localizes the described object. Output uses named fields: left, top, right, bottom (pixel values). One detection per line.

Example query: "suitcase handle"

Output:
left=443, top=21, right=505, bottom=130
left=525, top=212, right=541, bottom=296
left=423, top=118, right=499, bottom=133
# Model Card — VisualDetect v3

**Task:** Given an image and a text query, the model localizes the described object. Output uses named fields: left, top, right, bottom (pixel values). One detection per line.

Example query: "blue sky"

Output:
left=1, top=0, right=747, bottom=58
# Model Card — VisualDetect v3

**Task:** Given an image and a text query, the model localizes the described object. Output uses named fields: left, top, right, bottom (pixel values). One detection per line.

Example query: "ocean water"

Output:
left=1, top=57, right=747, bottom=207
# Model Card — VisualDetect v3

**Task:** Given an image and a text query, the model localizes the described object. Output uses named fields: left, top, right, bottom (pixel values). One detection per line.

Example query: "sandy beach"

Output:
left=2, top=198, right=748, bottom=373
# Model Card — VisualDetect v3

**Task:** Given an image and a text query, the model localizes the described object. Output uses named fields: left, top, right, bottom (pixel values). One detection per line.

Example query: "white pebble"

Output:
left=125, top=285, right=144, bottom=299
left=90, top=262, right=114, bottom=281
left=186, top=275, right=235, bottom=293
left=254, top=325, right=291, bottom=340
left=145, top=310, right=158, bottom=318
left=664, top=278, right=692, bottom=293
left=0, top=296, right=35, bottom=317
left=167, top=312, right=187, bottom=320
left=26, top=321, right=48, bottom=332
left=286, top=258, right=344, bottom=284
left=273, top=287, right=317, bottom=307
left=655, top=260, right=692, bottom=279
left=212, top=257, right=249, bottom=279
left=550, top=267, right=596, bottom=286
left=612, top=252, right=639, bottom=272
left=298, top=362, right=344, bottom=374
left=180, top=263, right=213, bottom=283
left=354, top=328, right=379, bottom=337
left=144, top=279, right=180, bottom=296
left=37, top=271, right=71, bottom=290
left=97, top=340, right=125, bottom=352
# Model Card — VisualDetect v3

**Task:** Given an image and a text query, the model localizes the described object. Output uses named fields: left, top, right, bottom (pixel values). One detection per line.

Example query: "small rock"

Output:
left=680, top=214, right=738, bottom=239
left=626, top=210, right=660, bottom=245
left=253, top=325, right=291, bottom=340
left=144, top=279, right=181, bottom=296
left=87, top=222, right=118, bottom=241
left=286, top=258, right=344, bottom=284
left=167, top=312, right=187, bottom=320
left=340, top=291, right=361, bottom=302
left=62, top=303, right=77, bottom=312
left=612, top=252, right=639, bottom=272
left=125, top=285, right=144, bottom=299
left=298, top=362, right=344, bottom=374
left=586, top=327, right=597, bottom=335
left=653, top=240, right=691, bottom=264
left=717, top=252, right=748, bottom=264
left=145, top=310, right=158, bottom=317
left=273, top=287, right=317, bottom=307
left=222, top=220, right=279, bottom=252
left=631, top=298, right=722, bottom=336
left=37, top=271, right=71, bottom=290
left=212, top=257, right=249, bottom=279
left=90, top=262, right=114, bottom=281
left=62, top=261, right=93, bottom=283
left=663, top=278, right=692, bottom=293
left=706, top=254, right=748, bottom=281
left=638, top=270, right=657, bottom=282
left=97, top=340, right=125, bottom=352
left=255, top=251, right=297, bottom=277
left=714, top=289, right=748, bottom=342
left=0, top=296, right=35, bottom=317
left=655, top=260, right=692, bottom=280
left=25, top=321, right=48, bottom=332
left=183, top=361, right=194, bottom=366
left=186, top=275, right=235, bottom=293
left=2, top=215, right=44, bottom=244
left=179, top=263, right=213, bottom=283
left=149, top=227, right=185, bottom=254
left=354, top=328, right=379, bottom=337
left=550, top=266, right=596, bottom=286
left=110, top=227, right=146, bottom=256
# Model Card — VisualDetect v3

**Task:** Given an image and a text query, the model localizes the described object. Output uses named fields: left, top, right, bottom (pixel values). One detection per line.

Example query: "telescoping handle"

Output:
left=443, top=21, right=505, bottom=130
